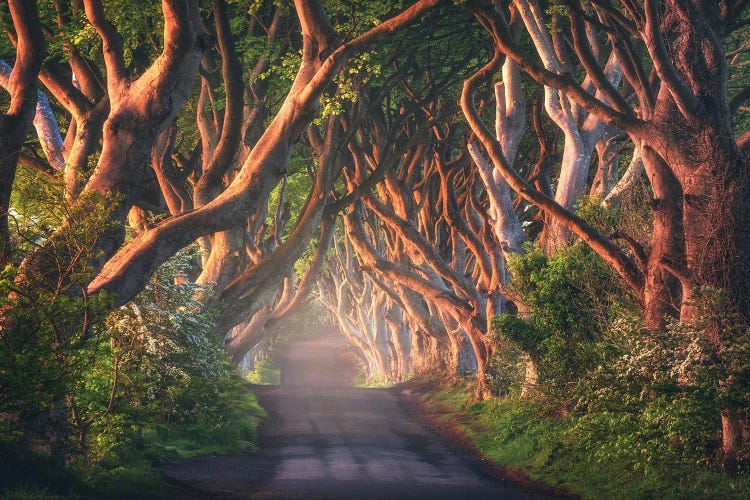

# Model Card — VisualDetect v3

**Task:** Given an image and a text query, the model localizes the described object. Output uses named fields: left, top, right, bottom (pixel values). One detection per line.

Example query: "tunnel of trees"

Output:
left=1, top=0, right=749, bottom=489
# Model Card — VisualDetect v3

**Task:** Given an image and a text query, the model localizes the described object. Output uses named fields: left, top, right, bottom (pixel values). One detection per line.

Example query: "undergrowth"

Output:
left=246, top=357, right=281, bottom=385
left=1, top=245, right=267, bottom=498
left=414, top=376, right=750, bottom=498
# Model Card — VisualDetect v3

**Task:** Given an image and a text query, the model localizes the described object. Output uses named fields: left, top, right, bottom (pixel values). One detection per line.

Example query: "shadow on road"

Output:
left=164, top=331, right=553, bottom=499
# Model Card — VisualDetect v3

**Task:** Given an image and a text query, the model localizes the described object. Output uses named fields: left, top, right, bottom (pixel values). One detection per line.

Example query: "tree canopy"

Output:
left=1, top=0, right=749, bottom=488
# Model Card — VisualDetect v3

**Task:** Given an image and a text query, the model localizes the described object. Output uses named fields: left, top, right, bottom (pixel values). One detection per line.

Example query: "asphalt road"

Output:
left=165, top=333, right=551, bottom=499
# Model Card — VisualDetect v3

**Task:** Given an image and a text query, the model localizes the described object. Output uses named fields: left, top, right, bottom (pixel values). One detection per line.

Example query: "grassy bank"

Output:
left=404, top=376, right=749, bottom=499
left=1, top=384, right=266, bottom=499
left=1, top=247, right=270, bottom=499
left=246, top=357, right=281, bottom=385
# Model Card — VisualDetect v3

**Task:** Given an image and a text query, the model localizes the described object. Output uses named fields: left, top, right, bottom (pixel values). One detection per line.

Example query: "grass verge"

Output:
left=1, top=386, right=266, bottom=499
left=246, top=358, right=281, bottom=385
left=399, top=376, right=750, bottom=499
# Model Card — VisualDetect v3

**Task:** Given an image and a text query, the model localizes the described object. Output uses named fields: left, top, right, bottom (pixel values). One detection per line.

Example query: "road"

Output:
left=165, top=332, right=552, bottom=499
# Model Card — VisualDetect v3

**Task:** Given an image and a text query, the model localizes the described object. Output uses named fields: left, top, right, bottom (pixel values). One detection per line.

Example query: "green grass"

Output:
left=1, top=388, right=267, bottom=499
left=78, top=463, right=180, bottom=499
left=354, top=373, right=395, bottom=388
left=0, top=485, right=58, bottom=500
left=414, top=377, right=750, bottom=499
left=145, top=389, right=267, bottom=459
left=246, top=358, right=281, bottom=385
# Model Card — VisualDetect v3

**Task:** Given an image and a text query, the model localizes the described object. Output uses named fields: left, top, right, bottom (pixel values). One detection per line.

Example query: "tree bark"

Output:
left=467, top=0, right=750, bottom=460
left=0, top=0, right=45, bottom=266
left=0, top=60, right=65, bottom=173
left=87, top=0, right=441, bottom=305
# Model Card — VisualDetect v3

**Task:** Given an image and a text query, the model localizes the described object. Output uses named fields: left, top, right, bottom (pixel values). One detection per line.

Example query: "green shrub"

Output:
left=1, top=242, right=266, bottom=495
left=575, top=291, right=750, bottom=469
left=246, top=357, right=281, bottom=385
left=88, top=245, right=266, bottom=463
left=416, top=377, right=750, bottom=499
left=492, top=243, right=618, bottom=403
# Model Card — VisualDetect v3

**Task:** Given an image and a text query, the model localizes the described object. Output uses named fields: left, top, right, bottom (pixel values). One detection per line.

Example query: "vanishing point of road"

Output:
left=165, top=332, right=555, bottom=499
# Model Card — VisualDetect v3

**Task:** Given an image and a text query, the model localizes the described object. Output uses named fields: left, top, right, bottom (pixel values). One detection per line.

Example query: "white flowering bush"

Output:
left=570, top=289, right=750, bottom=469
left=86, top=245, right=264, bottom=466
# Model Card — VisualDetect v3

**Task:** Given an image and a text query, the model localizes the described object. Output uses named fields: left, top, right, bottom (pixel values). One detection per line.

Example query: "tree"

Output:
left=0, top=0, right=44, bottom=266
left=1, top=0, right=442, bottom=364
left=462, top=0, right=750, bottom=464
left=80, top=0, right=441, bottom=306
left=0, top=0, right=450, bottom=468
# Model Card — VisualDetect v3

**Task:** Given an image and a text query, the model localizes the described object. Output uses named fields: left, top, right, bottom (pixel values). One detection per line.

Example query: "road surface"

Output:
left=165, top=332, right=552, bottom=499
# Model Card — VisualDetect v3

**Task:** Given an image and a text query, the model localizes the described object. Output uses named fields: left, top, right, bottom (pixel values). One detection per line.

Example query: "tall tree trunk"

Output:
left=0, top=0, right=45, bottom=266
left=603, top=139, right=643, bottom=209
left=678, top=141, right=750, bottom=465
left=591, top=126, right=619, bottom=200
left=512, top=0, right=622, bottom=253
left=641, top=145, right=683, bottom=329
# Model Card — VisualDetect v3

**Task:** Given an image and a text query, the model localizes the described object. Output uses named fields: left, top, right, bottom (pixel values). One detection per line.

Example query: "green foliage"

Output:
left=1, top=236, right=265, bottom=495
left=354, top=373, right=395, bottom=388
left=574, top=290, right=750, bottom=468
left=480, top=185, right=750, bottom=486
left=81, top=246, right=266, bottom=473
left=319, top=51, right=383, bottom=120
left=493, top=243, right=617, bottom=402
left=575, top=195, right=620, bottom=234
left=246, top=357, right=281, bottom=385
left=323, top=0, right=408, bottom=38
left=484, top=335, right=527, bottom=399
left=727, top=24, right=750, bottom=136
left=416, top=378, right=750, bottom=499
left=1, top=191, right=117, bottom=463
left=46, top=0, right=162, bottom=70
left=486, top=239, right=750, bottom=487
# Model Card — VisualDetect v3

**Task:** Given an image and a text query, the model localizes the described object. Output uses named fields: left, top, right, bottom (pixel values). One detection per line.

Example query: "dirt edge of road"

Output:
left=394, top=380, right=577, bottom=500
